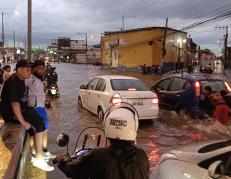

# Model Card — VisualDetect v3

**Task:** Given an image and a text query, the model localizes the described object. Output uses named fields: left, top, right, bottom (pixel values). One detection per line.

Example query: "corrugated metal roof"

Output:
left=104, top=26, right=186, bottom=35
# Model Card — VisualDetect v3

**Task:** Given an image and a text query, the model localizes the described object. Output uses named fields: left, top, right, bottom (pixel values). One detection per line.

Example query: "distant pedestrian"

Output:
left=180, top=60, right=184, bottom=73
left=142, top=64, right=147, bottom=75
left=176, top=59, right=180, bottom=73
left=2, top=65, right=11, bottom=82
left=0, top=64, right=3, bottom=84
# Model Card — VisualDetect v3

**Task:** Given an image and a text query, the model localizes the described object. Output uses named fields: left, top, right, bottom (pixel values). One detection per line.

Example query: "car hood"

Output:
left=167, top=140, right=231, bottom=164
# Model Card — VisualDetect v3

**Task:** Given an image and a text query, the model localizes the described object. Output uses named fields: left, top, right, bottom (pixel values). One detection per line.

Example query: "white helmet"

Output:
left=103, top=102, right=139, bottom=141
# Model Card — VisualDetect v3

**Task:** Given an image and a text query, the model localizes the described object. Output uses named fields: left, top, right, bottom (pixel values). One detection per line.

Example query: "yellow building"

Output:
left=101, top=27, right=187, bottom=69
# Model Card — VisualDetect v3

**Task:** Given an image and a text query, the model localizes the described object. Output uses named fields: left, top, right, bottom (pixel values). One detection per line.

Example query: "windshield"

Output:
left=200, top=80, right=226, bottom=93
left=111, top=79, right=148, bottom=91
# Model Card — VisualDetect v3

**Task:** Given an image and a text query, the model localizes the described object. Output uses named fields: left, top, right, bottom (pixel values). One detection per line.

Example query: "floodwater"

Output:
left=25, top=63, right=228, bottom=178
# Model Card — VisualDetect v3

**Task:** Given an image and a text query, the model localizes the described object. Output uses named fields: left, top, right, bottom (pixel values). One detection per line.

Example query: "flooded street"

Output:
left=41, top=63, right=225, bottom=178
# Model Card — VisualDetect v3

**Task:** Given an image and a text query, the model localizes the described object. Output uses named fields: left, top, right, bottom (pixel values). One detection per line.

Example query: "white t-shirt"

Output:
left=25, top=74, right=46, bottom=108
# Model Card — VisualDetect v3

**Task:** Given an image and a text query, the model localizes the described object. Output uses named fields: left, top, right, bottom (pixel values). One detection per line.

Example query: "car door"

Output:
left=167, top=77, right=188, bottom=110
left=84, top=78, right=99, bottom=111
left=91, top=78, right=107, bottom=114
left=152, top=78, right=172, bottom=109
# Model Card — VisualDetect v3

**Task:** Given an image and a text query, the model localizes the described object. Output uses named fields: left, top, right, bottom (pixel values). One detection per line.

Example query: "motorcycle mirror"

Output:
left=57, top=133, right=69, bottom=147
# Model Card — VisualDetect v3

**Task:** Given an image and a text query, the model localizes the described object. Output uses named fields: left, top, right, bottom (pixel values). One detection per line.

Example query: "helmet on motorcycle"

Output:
left=103, top=102, right=139, bottom=141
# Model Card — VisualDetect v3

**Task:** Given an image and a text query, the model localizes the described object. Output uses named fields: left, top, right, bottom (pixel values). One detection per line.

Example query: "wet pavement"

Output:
left=26, top=63, right=228, bottom=178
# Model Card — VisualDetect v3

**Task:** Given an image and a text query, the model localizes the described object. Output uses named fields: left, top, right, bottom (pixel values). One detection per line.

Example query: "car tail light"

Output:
left=225, top=82, right=231, bottom=92
left=152, top=98, right=158, bottom=104
left=195, top=81, right=200, bottom=97
left=110, top=93, right=122, bottom=104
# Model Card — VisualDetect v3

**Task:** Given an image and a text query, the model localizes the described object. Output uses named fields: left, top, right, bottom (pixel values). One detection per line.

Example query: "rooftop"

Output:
left=104, top=26, right=187, bottom=35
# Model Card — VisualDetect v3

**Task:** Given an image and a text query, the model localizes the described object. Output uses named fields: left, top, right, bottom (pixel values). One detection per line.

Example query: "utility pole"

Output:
left=86, top=33, right=88, bottom=64
left=28, top=0, right=32, bottom=61
left=122, top=9, right=125, bottom=31
left=13, top=29, right=16, bottom=61
left=216, top=26, right=229, bottom=68
left=1, top=12, right=5, bottom=63
left=161, top=17, right=168, bottom=73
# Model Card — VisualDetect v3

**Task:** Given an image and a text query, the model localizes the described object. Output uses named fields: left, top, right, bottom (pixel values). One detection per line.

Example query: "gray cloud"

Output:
left=0, top=0, right=230, bottom=53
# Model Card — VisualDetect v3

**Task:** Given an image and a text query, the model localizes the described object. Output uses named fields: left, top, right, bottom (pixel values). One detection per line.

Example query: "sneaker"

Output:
left=44, top=151, right=56, bottom=159
left=32, top=158, right=54, bottom=171
left=31, top=156, right=49, bottom=163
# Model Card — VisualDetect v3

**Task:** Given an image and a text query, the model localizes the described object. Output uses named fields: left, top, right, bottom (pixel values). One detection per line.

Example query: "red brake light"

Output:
left=195, top=81, right=200, bottom=97
left=110, top=93, right=122, bottom=104
left=225, top=82, right=231, bottom=92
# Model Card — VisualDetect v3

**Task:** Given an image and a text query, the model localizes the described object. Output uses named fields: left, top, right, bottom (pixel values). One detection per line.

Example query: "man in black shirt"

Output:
left=0, top=60, right=54, bottom=171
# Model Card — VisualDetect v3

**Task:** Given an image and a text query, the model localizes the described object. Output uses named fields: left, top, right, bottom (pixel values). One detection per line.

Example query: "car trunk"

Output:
left=115, top=91, right=157, bottom=107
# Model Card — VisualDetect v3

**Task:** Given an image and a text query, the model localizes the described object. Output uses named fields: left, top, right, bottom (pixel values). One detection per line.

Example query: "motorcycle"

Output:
left=47, top=84, right=59, bottom=98
left=55, top=127, right=107, bottom=161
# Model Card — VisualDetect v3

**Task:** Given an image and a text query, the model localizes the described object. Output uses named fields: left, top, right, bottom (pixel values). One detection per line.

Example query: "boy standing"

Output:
left=25, top=60, right=55, bottom=159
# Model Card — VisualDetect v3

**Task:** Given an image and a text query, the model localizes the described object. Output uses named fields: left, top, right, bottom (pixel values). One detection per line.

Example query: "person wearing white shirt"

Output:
left=25, top=60, right=55, bottom=160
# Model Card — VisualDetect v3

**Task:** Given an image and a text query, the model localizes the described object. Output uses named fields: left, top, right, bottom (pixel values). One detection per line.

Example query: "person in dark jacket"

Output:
left=200, top=86, right=214, bottom=116
left=53, top=103, right=150, bottom=179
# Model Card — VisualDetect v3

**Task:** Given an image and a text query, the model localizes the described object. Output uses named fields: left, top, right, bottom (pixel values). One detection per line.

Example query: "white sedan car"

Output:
left=78, top=75, right=159, bottom=120
left=151, top=140, right=231, bottom=179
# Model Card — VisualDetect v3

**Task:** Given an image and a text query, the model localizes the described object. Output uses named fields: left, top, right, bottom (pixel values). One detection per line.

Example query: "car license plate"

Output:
left=132, top=101, right=144, bottom=106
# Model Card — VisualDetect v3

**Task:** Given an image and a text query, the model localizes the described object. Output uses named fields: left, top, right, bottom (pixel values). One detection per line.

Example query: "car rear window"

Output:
left=111, top=79, right=147, bottom=91
left=200, top=80, right=226, bottom=92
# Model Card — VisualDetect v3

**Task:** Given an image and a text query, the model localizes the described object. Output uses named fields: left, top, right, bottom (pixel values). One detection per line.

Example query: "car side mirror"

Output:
left=80, top=85, right=86, bottom=89
left=208, top=161, right=224, bottom=179
left=57, top=133, right=69, bottom=147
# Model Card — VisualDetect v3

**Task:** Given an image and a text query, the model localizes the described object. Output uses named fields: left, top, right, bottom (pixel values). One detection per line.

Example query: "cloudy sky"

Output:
left=0, top=0, right=231, bottom=54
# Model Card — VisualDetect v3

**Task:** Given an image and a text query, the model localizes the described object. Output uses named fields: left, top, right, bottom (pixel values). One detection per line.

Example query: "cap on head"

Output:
left=16, top=60, right=31, bottom=70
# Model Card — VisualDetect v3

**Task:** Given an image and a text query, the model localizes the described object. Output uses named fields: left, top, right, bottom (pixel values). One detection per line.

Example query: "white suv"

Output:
left=78, top=75, right=159, bottom=120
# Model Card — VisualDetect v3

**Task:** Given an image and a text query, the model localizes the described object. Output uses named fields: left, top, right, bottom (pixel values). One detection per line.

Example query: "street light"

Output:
left=1, top=10, right=19, bottom=63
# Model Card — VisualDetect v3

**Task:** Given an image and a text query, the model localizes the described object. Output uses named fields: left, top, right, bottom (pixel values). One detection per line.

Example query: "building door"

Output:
left=111, top=48, right=118, bottom=68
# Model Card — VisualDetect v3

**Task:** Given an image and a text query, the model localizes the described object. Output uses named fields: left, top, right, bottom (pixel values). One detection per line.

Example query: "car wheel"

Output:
left=98, top=107, right=104, bottom=121
left=78, top=97, right=83, bottom=108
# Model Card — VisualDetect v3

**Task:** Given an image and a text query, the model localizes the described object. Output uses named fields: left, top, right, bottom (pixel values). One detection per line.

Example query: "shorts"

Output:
left=22, top=107, right=46, bottom=135
left=35, top=107, right=49, bottom=129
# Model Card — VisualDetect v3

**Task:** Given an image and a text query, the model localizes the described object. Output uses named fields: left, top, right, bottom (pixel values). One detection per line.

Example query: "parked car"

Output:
left=78, top=75, right=159, bottom=120
left=150, top=74, right=231, bottom=115
left=151, top=140, right=231, bottom=179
